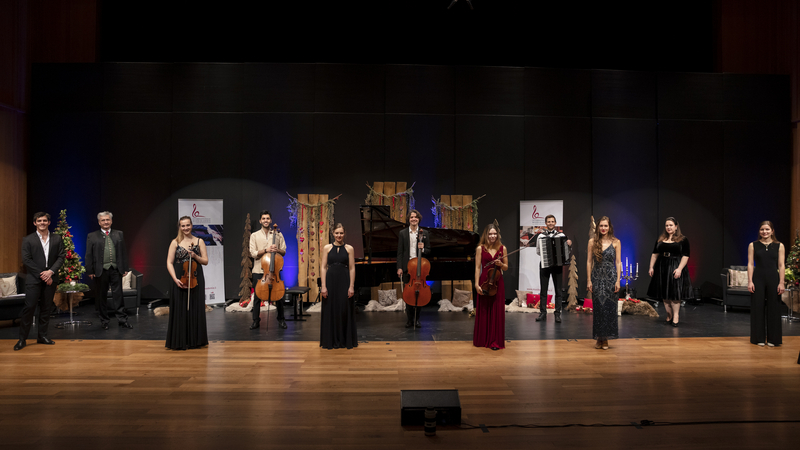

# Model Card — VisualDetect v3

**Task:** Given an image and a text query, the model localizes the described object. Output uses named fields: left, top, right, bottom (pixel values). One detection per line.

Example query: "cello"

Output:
left=403, top=228, right=431, bottom=328
left=255, top=224, right=286, bottom=304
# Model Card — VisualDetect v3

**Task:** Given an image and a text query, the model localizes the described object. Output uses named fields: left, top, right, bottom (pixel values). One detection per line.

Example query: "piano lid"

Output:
left=360, top=205, right=479, bottom=260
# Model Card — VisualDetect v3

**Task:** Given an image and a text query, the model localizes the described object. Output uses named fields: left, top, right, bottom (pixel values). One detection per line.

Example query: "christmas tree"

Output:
left=785, top=230, right=800, bottom=287
left=239, top=213, right=253, bottom=305
left=566, top=253, right=579, bottom=311
left=54, top=209, right=88, bottom=292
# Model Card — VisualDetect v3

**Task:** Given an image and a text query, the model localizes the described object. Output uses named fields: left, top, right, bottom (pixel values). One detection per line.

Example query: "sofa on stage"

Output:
left=1, top=270, right=144, bottom=321
left=0, top=273, right=26, bottom=322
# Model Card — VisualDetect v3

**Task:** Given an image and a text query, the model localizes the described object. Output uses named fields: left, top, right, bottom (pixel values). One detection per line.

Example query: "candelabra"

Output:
left=621, top=260, right=638, bottom=300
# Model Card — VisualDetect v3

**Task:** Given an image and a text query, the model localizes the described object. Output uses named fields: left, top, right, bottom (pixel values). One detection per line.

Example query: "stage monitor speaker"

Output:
left=400, top=390, right=461, bottom=426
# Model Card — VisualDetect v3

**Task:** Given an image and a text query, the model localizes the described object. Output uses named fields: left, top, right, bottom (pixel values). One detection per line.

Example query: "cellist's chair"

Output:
left=284, top=286, right=311, bottom=322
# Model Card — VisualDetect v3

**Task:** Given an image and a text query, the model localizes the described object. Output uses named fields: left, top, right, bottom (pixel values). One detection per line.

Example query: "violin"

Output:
left=255, top=224, right=286, bottom=302
left=403, top=228, right=432, bottom=309
left=480, top=261, right=502, bottom=297
left=179, top=243, right=199, bottom=311
left=180, top=259, right=198, bottom=289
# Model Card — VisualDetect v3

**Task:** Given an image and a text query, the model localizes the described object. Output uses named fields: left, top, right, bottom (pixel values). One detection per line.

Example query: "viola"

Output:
left=255, top=224, right=286, bottom=302
left=403, top=228, right=432, bottom=308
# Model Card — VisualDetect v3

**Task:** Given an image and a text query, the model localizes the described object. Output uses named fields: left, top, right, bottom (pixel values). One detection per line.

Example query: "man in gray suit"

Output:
left=16, top=212, right=65, bottom=351
left=85, top=211, right=132, bottom=330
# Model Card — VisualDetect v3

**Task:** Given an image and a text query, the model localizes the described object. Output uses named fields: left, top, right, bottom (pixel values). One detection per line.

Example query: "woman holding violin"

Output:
left=165, top=216, right=209, bottom=350
left=474, top=223, right=508, bottom=350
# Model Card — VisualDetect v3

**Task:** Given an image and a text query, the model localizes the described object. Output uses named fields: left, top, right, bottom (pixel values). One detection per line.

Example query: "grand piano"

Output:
left=355, top=205, right=480, bottom=292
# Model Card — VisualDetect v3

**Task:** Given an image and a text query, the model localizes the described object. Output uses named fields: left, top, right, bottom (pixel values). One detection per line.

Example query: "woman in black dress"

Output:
left=747, top=221, right=785, bottom=347
left=647, top=217, right=692, bottom=327
left=319, top=223, right=357, bottom=349
left=586, top=216, right=621, bottom=350
left=165, top=216, right=209, bottom=350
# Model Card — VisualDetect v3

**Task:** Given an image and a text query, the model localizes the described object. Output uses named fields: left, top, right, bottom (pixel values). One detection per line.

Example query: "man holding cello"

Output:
left=397, top=209, right=431, bottom=328
left=249, top=210, right=287, bottom=330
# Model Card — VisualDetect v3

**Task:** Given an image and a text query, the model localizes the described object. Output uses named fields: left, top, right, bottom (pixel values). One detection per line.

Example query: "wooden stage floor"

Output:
left=1, top=337, right=798, bottom=449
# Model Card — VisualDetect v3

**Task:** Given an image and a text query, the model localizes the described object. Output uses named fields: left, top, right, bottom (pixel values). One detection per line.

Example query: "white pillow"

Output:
left=0, top=275, right=17, bottom=297
left=728, top=269, right=747, bottom=288
left=452, top=288, right=471, bottom=307
left=122, top=271, right=132, bottom=290
left=378, top=289, right=397, bottom=307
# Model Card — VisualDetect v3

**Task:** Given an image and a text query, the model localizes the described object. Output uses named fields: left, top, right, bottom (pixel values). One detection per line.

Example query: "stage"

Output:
left=0, top=314, right=797, bottom=449
left=1, top=300, right=799, bottom=343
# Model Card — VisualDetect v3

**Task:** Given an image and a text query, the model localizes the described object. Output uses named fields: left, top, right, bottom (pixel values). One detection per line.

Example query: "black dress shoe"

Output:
left=249, top=320, right=260, bottom=330
left=37, top=337, right=55, bottom=345
left=535, top=312, right=546, bottom=322
left=119, top=322, right=133, bottom=329
left=555, top=312, right=562, bottom=323
left=102, top=322, right=109, bottom=330
left=278, top=320, right=288, bottom=329
left=415, top=320, right=421, bottom=328
left=405, top=321, right=412, bottom=328
left=13, top=340, right=26, bottom=351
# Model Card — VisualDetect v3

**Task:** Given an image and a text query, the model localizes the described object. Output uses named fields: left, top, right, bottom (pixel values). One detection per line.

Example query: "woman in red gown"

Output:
left=473, top=223, right=508, bottom=350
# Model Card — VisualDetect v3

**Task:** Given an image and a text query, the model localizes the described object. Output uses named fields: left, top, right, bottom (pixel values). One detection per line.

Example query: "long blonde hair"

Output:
left=592, top=216, right=616, bottom=261
left=175, top=216, right=192, bottom=244
left=657, top=217, right=685, bottom=243
left=478, top=223, right=502, bottom=251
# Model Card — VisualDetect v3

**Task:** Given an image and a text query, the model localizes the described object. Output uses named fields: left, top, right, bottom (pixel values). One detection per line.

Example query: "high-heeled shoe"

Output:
left=671, top=321, right=679, bottom=327
left=595, top=340, right=602, bottom=349
left=602, top=340, right=609, bottom=350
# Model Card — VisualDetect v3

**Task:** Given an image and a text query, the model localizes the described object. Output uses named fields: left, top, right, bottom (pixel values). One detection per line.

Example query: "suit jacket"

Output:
left=21, top=232, right=66, bottom=285
left=85, top=229, right=129, bottom=277
left=397, top=227, right=431, bottom=283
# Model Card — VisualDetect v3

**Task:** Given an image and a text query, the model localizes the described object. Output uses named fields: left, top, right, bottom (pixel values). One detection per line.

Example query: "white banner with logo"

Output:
left=519, top=200, right=564, bottom=295
left=178, top=199, right=225, bottom=304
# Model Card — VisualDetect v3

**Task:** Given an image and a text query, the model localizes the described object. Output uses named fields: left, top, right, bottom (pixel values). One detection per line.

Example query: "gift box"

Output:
left=526, top=293, right=553, bottom=310
left=582, top=298, right=593, bottom=309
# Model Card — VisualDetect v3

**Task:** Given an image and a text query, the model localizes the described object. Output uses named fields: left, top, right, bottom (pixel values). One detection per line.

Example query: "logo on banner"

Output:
left=531, top=205, right=541, bottom=219
left=192, top=204, right=205, bottom=218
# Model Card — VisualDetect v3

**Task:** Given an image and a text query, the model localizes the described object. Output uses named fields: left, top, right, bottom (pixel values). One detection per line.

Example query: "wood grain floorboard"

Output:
left=0, top=337, right=797, bottom=449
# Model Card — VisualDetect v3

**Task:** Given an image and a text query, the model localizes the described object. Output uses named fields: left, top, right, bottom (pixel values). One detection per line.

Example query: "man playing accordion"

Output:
left=534, top=215, right=572, bottom=323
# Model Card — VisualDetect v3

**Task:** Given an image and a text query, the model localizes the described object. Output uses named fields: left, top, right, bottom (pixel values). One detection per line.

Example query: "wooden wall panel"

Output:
left=30, top=0, right=97, bottom=63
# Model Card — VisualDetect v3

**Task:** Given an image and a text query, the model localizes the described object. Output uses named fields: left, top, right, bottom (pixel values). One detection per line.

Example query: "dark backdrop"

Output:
left=29, top=63, right=791, bottom=301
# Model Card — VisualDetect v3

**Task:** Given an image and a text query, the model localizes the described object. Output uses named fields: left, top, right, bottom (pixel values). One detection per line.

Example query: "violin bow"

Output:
left=482, top=240, right=533, bottom=270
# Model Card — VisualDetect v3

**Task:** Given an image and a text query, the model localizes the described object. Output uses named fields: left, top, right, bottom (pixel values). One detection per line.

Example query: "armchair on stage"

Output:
left=720, top=265, right=750, bottom=312
left=85, top=269, right=144, bottom=315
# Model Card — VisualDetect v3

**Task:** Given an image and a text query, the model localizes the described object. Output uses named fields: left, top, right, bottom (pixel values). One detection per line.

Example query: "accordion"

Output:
left=539, top=235, right=570, bottom=268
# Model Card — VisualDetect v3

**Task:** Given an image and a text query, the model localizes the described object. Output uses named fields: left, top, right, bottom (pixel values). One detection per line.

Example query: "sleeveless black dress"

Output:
left=592, top=244, right=619, bottom=340
left=320, top=244, right=358, bottom=349
left=166, top=243, right=209, bottom=350
left=750, top=241, right=782, bottom=345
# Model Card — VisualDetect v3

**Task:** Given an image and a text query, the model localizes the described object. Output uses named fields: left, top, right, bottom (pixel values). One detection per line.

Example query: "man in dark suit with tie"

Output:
left=16, top=212, right=66, bottom=351
left=85, top=211, right=132, bottom=330
left=396, top=209, right=431, bottom=328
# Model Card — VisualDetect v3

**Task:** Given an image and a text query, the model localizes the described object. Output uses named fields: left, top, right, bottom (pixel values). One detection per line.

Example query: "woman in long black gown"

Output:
left=647, top=217, right=692, bottom=327
left=319, top=223, right=357, bottom=349
left=586, top=216, right=621, bottom=350
left=747, top=221, right=785, bottom=347
left=165, top=216, right=209, bottom=350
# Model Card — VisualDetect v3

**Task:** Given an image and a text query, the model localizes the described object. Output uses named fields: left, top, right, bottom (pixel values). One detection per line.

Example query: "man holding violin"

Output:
left=249, top=210, right=287, bottom=330
left=397, top=209, right=430, bottom=328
